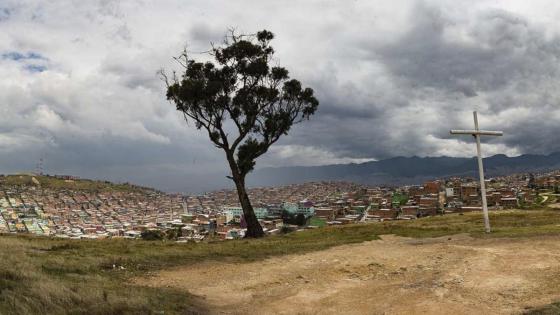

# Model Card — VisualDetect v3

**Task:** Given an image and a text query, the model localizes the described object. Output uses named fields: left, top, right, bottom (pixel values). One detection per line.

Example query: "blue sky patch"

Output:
left=2, top=51, right=46, bottom=61
left=24, top=64, right=47, bottom=73
left=0, top=8, right=10, bottom=21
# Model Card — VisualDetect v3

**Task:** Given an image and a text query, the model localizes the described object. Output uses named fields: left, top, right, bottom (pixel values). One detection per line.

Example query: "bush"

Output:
left=165, top=228, right=182, bottom=240
left=140, top=230, right=164, bottom=241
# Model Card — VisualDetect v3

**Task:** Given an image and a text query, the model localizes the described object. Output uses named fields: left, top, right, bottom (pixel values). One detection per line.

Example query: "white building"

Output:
left=223, top=206, right=269, bottom=223
left=282, top=201, right=315, bottom=216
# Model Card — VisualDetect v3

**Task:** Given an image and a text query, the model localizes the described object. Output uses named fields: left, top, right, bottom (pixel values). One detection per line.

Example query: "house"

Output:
left=314, top=207, right=336, bottom=221
left=423, top=181, right=441, bottom=194
left=461, top=183, right=482, bottom=199
left=500, top=197, right=518, bottom=209
left=368, top=208, right=397, bottom=219
left=400, top=205, right=419, bottom=218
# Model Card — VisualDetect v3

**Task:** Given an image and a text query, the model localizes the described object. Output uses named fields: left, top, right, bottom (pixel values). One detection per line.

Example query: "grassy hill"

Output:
left=0, top=174, right=155, bottom=193
left=2, top=208, right=560, bottom=314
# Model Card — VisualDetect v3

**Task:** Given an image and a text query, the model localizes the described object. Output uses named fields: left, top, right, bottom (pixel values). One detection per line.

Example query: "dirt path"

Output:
left=136, top=235, right=560, bottom=314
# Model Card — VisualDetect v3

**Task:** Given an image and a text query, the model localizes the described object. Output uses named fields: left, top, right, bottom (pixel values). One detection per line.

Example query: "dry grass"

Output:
left=2, top=208, right=560, bottom=314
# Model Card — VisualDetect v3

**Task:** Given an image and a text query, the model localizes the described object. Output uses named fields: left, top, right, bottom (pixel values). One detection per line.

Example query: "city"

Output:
left=1, top=170, right=557, bottom=241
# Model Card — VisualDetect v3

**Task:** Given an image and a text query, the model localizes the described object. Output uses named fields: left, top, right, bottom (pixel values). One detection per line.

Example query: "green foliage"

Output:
left=0, top=174, right=152, bottom=193
left=295, top=213, right=307, bottom=226
left=165, top=228, right=183, bottom=240
left=165, top=29, right=319, bottom=176
left=392, top=192, right=409, bottom=206
left=140, top=229, right=165, bottom=241
left=528, top=173, right=536, bottom=189
left=282, top=210, right=309, bottom=226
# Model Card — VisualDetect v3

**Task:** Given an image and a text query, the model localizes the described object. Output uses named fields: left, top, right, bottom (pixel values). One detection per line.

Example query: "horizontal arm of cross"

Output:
left=450, top=130, right=503, bottom=136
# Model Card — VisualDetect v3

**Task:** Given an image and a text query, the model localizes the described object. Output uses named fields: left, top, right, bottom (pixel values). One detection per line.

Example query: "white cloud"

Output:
left=0, top=0, right=559, bottom=191
left=264, top=145, right=376, bottom=167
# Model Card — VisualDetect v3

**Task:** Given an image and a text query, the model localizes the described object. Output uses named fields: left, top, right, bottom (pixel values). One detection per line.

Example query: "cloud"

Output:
left=2, top=50, right=49, bottom=72
left=264, top=145, right=376, bottom=167
left=276, top=0, right=560, bottom=163
left=0, top=0, right=560, bottom=192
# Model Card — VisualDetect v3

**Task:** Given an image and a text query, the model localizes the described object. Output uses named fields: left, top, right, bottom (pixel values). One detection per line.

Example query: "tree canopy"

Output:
left=164, top=30, right=319, bottom=177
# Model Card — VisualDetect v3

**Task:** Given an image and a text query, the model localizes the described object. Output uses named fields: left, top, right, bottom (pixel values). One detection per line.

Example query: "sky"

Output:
left=1, top=0, right=560, bottom=193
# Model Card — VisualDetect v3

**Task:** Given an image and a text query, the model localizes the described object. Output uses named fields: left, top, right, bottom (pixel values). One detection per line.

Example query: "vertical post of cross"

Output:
left=473, top=112, right=491, bottom=233
left=450, top=111, right=503, bottom=233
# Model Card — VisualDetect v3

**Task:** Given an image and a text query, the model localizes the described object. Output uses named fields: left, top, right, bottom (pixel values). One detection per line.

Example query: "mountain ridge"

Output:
left=248, top=152, right=560, bottom=187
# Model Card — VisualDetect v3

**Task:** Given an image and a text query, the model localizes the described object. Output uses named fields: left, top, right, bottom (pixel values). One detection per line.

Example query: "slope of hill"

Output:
left=249, top=152, right=560, bottom=187
left=0, top=174, right=156, bottom=193
left=2, top=209, right=560, bottom=314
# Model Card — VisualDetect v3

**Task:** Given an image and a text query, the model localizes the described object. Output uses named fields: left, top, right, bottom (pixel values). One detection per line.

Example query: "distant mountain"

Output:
left=248, top=152, right=560, bottom=187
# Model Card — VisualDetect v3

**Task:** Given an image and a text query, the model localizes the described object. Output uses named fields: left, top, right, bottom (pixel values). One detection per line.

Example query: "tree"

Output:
left=165, top=227, right=182, bottom=240
left=528, top=173, right=536, bottom=189
left=295, top=213, right=307, bottom=226
left=163, top=30, right=319, bottom=238
left=141, top=229, right=164, bottom=241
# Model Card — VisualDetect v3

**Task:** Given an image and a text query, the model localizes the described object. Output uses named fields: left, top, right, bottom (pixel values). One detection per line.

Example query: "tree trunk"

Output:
left=226, top=153, right=265, bottom=238
left=234, top=178, right=265, bottom=238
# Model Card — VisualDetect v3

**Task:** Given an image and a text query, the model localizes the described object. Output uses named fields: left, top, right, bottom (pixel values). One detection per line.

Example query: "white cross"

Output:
left=450, top=111, right=503, bottom=233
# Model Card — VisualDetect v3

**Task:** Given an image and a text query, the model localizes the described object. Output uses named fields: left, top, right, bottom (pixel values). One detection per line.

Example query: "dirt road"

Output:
left=136, top=234, right=560, bottom=314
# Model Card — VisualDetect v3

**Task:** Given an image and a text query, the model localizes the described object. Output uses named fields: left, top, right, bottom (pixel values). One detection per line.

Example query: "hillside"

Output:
left=249, top=152, right=560, bottom=187
left=0, top=174, right=155, bottom=193
left=2, top=209, right=560, bottom=314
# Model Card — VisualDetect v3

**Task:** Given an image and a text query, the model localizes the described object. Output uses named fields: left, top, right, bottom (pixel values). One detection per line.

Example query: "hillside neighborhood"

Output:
left=0, top=171, right=558, bottom=240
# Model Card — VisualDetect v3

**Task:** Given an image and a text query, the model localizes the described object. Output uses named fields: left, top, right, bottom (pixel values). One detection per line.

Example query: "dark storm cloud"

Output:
left=263, top=2, right=560, bottom=167
left=378, top=5, right=560, bottom=98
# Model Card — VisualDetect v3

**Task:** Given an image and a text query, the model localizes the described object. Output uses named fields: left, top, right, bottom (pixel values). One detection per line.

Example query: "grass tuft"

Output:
left=2, top=208, right=560, bottom=314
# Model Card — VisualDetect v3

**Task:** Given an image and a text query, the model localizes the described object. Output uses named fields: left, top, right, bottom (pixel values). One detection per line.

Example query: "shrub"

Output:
left=140, top=230, right=164, bottom=241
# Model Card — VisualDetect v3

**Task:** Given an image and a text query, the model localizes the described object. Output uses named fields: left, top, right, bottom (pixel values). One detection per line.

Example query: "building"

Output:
left=500, top=197, right=518, bottom=209
left=368, top=208, right=397, bottom=219
left=223, top=206, right=269, bottom=223
left=282, top=202, right=315, bottom=217
left=423, top=181, right=441, bottom=194
left=461, top=183, right=479, bottom=201
left=400, top=205, right=419, bottom=218
left=445, top=188, right=454, bottom=197
left=314, top=207, right=336, bottom=220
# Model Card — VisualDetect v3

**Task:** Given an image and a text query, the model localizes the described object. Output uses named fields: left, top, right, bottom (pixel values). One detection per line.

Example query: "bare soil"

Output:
left=136, top=234, right=560, bottom=314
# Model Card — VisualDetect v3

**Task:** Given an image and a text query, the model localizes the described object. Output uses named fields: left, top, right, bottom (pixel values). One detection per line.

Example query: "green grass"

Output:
left=524, top=302, right=560, bottom=314
left=309, top=217, right=326, bottom=227
left=0, top=174, right=152, bottom=193
left=372, top=209, right=560, bottom=239
left=3, top=209, right=560, bottom=314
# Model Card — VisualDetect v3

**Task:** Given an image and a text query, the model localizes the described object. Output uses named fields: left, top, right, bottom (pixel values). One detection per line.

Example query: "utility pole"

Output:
left=450, top=111, right=503, bottom=233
